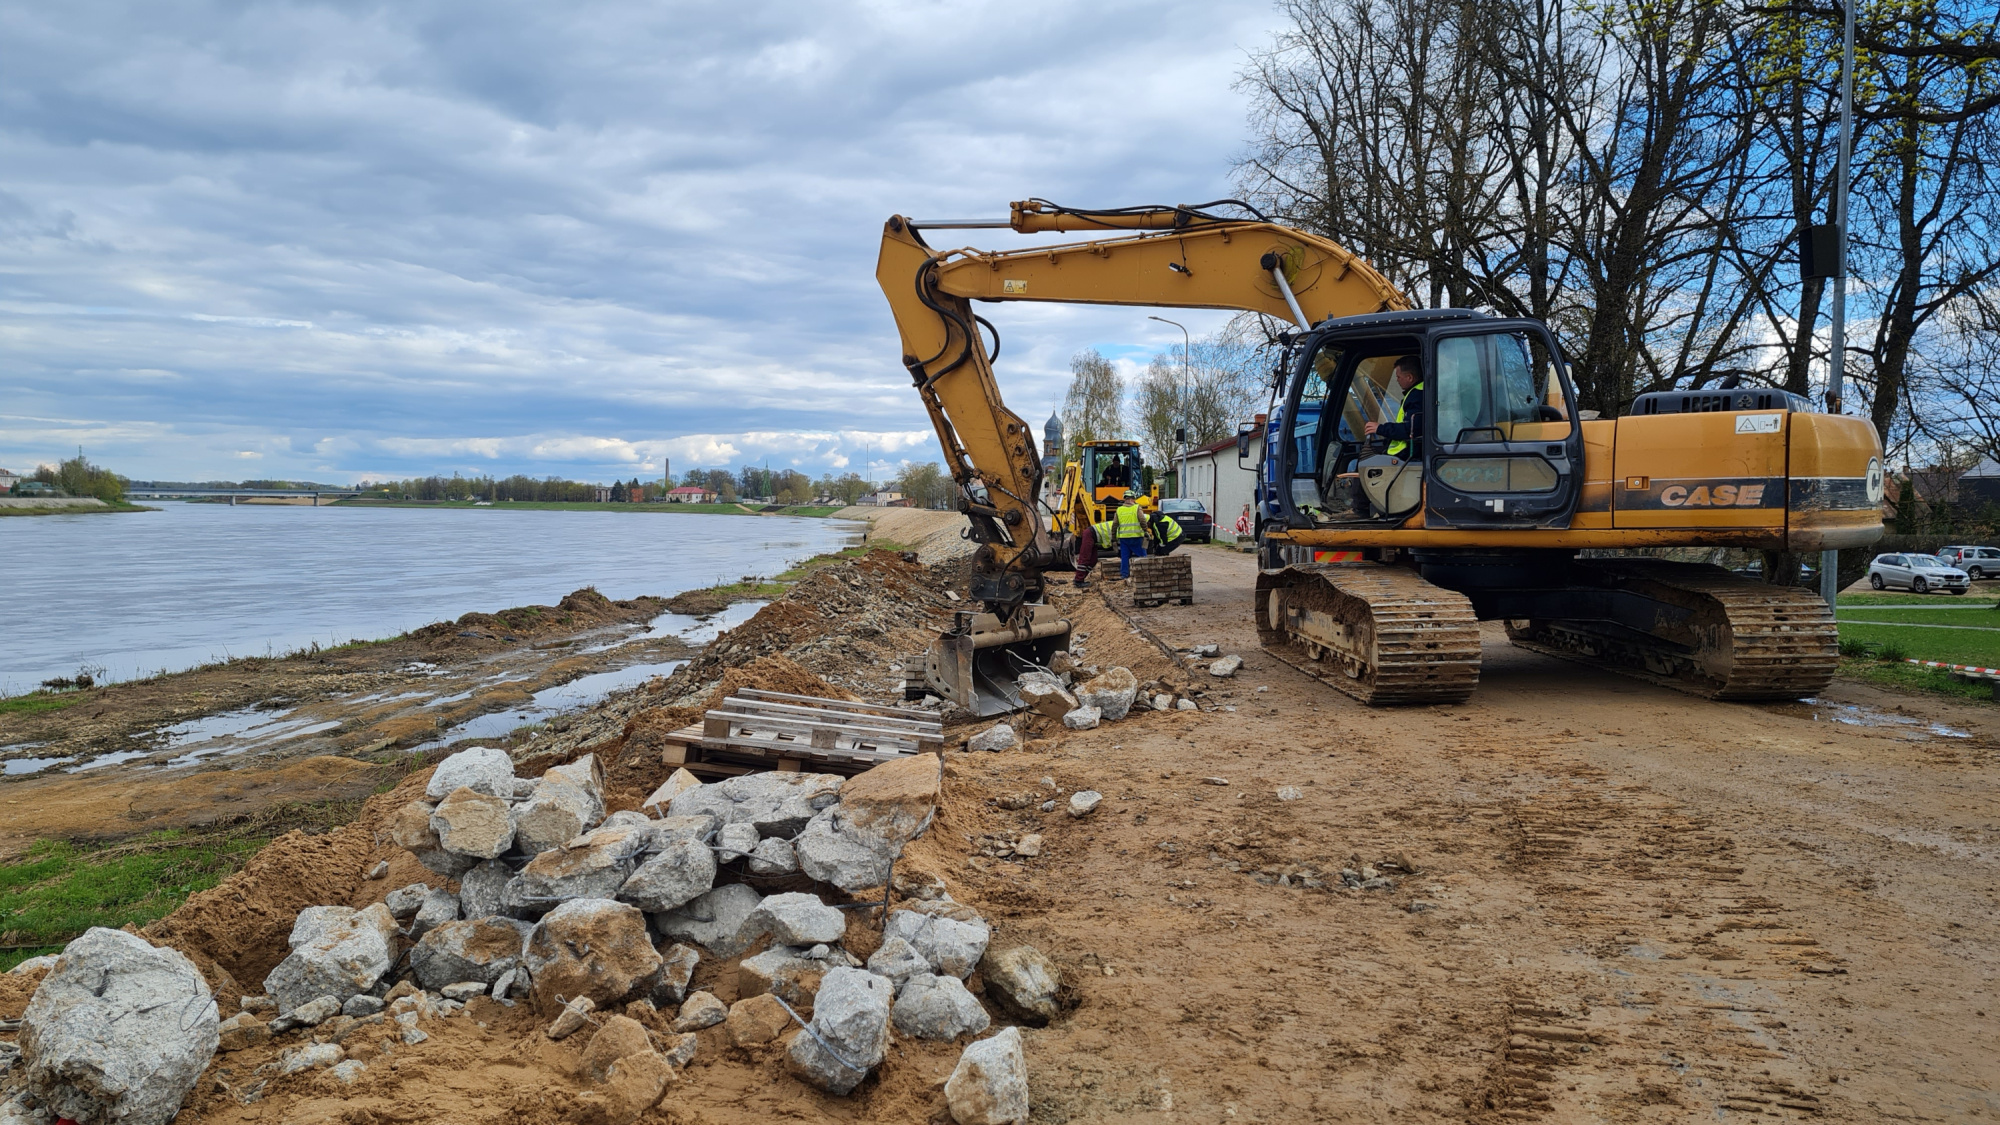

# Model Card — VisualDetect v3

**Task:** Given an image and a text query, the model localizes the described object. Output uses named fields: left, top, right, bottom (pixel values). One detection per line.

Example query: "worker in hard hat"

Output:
left=1073, top=510, right=1117, bottom=588
left=1139, top=496, right=1185, bottom=556
left=1113, top=491, right=1149, bottom=579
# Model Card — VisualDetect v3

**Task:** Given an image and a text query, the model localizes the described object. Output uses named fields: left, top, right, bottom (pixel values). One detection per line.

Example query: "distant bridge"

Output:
left=124, top=487, right=366, bottom=505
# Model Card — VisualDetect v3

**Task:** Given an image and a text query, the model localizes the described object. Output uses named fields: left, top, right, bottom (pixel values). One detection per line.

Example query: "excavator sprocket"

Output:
left=1255, top=563, right=1482, bottom=705
left=1505, top=559, right=1838, bottom=700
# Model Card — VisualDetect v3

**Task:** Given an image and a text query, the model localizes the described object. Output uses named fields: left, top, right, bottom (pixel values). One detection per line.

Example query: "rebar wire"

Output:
left=768, top=994, right=868, bottom=1075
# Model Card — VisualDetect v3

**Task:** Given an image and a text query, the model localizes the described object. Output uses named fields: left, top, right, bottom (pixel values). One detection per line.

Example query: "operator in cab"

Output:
left=1099, top=454, right=1132, bottom=490
left=1139, top=496, right=1185, bottom=556
left=1113, top=491, right=1149, bottom=578
left=1362, top=355, right=1425, bottom=461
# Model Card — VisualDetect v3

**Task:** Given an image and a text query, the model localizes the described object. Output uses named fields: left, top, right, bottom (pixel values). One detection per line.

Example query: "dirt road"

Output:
left=941, top=545, right=1996, bottom=1122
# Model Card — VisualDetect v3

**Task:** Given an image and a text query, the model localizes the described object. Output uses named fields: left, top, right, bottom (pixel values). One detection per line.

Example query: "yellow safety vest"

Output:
left=1091, top=520, right=1116, bottom=549
left=1153, top=514, right=1183, bottom=544
left=1386, top=381, right=1424, bottom=458
left=1115, top=503, right=1146, bottom=538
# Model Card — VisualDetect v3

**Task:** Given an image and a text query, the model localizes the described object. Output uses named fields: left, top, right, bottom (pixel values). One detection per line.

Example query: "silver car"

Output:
left=1867, top=553, right=1971, bottom=594
left=1938, top=545, right=2000, bottom=579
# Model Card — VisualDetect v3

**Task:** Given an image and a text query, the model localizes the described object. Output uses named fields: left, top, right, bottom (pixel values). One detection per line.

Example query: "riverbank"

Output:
left=333, top=498, right=844, bottom=516
left=0, top=497, right=154, bottom=516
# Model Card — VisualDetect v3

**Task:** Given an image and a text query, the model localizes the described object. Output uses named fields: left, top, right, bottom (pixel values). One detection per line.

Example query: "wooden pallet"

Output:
left=1130, top=554, right=1194, bottom=607
left=658, top=689, right=942, bottom=778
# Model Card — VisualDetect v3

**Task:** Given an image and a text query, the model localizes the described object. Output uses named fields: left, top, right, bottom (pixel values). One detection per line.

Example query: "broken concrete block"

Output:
left=546, top=995, right=595, bottom=1040
left=747, top=892, right=846, bottom=946
left=977, top=944, right=1061, bottom=1025
left=746, top=836, right=799, bottom=876
left=794, top=808, right=892, bottom=892
left=582, top=1015, right=653, bottom=1082
left=1015, top=673, right=1077, bottom=719
left=945, top=1026, right=1030, bottom=1125
left=458, top=858, right=512, bottom=921
left=717, top=771, right=844, bottom=838
left=424, top=746, right=517, bottom=801
left=19, top=928, right=219, bottom=1125
left=641, top=767, right=702, bottom=814
left=892, top=972, right=991, bottom=1041
left=715, top=821, right=759, bottom=863
left=505, top=824, right=650, bottom=914
left=967, top=723, right=1020, bottom=752
left=274, top=1041, right=343, bottom=1075
left=387, top=799, right=474, bottom=878
left=865, top=936, right=930, bottom=995
left=785, top=967, right=891, bottom=1095
left=217, top=1012, right=270, bottom=1052
left=617, top=837, right=716, bottom=913
left=269, top=994, right=341, bottom=1032
left=1075, top=667, right=1139, bottom=720
left=432, top=786, right=516, bottom=859
left=1061, top=706, right=1101, bottom=731
left=1177, top=698, right=1198, bottom=711
left=581, top=1049, right=673, bottom=1125
left=1207, top=655, right=1243, bottom=677
left=513, top=755, right=606, bottom=856
left=1067, top=790, right=1102, bottom=817
left=342, top=994, right=384, bottom=1017
left=650, top=942, right=700, bottom=1008
left=410, top=887, right=460, bottom=940
left=523, top=898, right=663, bottom=1012
left=883, top=902, right=990, bottom=980
left=726, top=993, right=794, bottom=1047
left=737, top=946, right=827, bottom=1007
left=649, top=882, right=763, bottom=958
left=263, top=904, right=397, bottom=1015
left=408, top=916, right=532, bottom=991
left=440, top=981, right=489, bottom=1002
left=661, top=1031, right=698, bottom=1069
left=833, top=753, right=939, bottom=853
left=674, top=991, right=726, bottom=1032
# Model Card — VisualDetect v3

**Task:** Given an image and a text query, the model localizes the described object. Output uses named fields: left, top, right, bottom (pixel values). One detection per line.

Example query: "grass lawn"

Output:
left=0, top=833, right=265, bottom=969
left=1836, top=622, right=2000, bottom=667
left=1840, top=657, right=1998, bottom=702
left=1834, top=588, right=2000, bottom=667
left=0, top=693, right=86, bottom=716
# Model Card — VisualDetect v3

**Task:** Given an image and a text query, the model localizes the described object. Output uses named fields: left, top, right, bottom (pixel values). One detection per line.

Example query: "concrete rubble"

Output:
left=892, top=973, right=991, bottom=1041
left=522, top=898, right=663, bottom=1011
left=946, top=1026, right=1031, bottom=1125
left=785, top=967, right=892, bottom=1095
left=748, top=891, right=847, bottom=946
left=1014, top=672, right=1078, bottom=718
left=425, top=746, right=518, bottom=799
left=726, top=993, right=794, bottom=1046
left=967, top=723, right=1021, bottom=752
left=674, top=991, right=727, bottom=1032
left=408, top=916, right=532, bottom=990
left=652, top=883, right=764, bottom=957
left=1068, top=790, right=1102, bottom=817
left=1062, top=706, right=1101, bottom=731
left=16, top=928, right=220, bottom=1125
left=1075, top=667, right=1139, bottom=721
left=1207, top=655, right=1243, bottom=677
left=264, top=903, right=398, bottom=1014
left=883, top=901, right=990, bottom=980
left=978, top=944, right=1062, bottom=1025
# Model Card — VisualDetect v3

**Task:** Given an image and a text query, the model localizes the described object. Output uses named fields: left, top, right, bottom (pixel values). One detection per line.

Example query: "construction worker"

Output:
left=1113, top=491, right=1148, bottom=579
left=1073, top=513, right=1117, bottom=588
left=1139, top=496, right=1185, bottom=556
left=1363, top=354, right=1425, bottom=460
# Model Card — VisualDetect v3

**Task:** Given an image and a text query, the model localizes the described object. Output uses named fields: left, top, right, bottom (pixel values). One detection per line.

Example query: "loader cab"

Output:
left=1269, top=309, right=1583, bottom=532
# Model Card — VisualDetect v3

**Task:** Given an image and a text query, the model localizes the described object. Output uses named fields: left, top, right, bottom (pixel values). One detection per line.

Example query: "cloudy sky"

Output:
left=0, top=0, right=1282, bottom=485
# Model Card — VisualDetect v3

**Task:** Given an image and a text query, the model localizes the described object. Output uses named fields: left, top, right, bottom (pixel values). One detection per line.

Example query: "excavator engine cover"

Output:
left=925, top=604, right=1072, bottom=717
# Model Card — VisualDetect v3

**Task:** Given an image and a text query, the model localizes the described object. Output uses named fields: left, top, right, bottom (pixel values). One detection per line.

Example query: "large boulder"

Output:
left=425, top=746, right=517, bottom=800
left=883, top=901, right=990, bottom=980
left=512, top=755, right=606, bottom=856
left=892, top=973, right=990, bottom=1041
left=410, top=887, right=460, bottom=940
left=408, top=916, right=533, bottom=990
left=715, top=772, right=843, bottom=837
left=432, top=786, right=516, bottom=859
left=18, top=929, right=219, bottom=1125
left=945, top=1027, right=1030, bottom=1125
left=505, top=824, right=651, bottom=915
left=977, top=944, right=1061, bottom=1025
left=388, top=798, right=475, bottom=877
left=1015, top=673, right=1076, bottom=719
left=794, top=753, right=943, bottom=892
left=736, top=946, right=828, bottom=1007
left=793, top=808, right=892, bottom=892
left=784, top=967, right=891, bottom=1095
left=618, top=837, right=717, bottom=913
left=263, top=904, right=397, bottom=1014
left=746, top=836, right=799, bottom=876
left=523, top=899, right=663, bottom=1013
left=650, top=883, right=763, bottom=957
left=864, top=936, right=930, bottom=994
left=1074, top=667, right=1138, bottom=721
left=746, top=892, right=845, bottom=946
left=581, top=1015, right=653, bottom=1083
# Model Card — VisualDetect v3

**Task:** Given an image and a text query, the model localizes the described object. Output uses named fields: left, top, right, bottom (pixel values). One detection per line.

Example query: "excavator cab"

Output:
left=1272, top=310, right=1583, bottom=534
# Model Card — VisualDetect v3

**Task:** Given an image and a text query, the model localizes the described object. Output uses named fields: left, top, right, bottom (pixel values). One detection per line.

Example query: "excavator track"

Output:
left=1504, top=559, right=1838, bottom=700
left=1255, top=563, right=1482, bottom=705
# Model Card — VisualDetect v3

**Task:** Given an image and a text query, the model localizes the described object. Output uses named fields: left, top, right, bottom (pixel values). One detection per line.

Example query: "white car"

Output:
left=1867, top=553, right=1971, bottom=594
left=1938, top=545, right=2000, bottom=579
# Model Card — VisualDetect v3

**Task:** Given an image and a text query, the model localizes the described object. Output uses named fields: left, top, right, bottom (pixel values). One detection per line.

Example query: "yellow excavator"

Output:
left=1049, top=439, right=1158, bottom=549
left=877, top=200, right=1883, bottom=712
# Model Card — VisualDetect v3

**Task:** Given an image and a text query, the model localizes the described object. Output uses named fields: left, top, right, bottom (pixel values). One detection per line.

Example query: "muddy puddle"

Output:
left=1801, top=697, right=1971, bottom=739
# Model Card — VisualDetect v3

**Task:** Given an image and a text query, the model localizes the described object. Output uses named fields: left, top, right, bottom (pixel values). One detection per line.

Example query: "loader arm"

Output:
left=875, top=200, right=1410, bottom=619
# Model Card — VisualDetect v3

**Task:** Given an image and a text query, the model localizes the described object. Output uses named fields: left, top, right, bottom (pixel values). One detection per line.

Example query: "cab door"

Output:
left=1422, top=326, right=1581, bottom=529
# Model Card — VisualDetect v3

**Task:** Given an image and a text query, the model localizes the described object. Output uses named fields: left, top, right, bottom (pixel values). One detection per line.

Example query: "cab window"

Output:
left=1433, top=332, right=1571, bottom=445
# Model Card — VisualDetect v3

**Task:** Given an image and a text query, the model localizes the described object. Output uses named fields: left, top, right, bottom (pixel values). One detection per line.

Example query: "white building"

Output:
left=0, top=468, right=19, bottom=493
left=1178, top=425, right=1265, bottom=544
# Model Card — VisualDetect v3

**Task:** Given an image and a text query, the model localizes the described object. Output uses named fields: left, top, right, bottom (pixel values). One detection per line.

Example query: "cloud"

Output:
left=0, top=0, right=1280, bottom=483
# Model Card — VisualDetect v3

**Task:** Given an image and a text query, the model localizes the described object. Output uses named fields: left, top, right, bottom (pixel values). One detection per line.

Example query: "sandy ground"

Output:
left=5, top=534, right=1993, bottom=1123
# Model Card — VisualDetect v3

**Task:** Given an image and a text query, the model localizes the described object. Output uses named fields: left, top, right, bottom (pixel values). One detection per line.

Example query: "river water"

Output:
left=0, top=502, right=861, bottom=695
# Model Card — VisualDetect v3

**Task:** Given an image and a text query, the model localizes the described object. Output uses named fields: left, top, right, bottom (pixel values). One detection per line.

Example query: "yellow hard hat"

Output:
left=1137, top=495, right=1155, bottom=510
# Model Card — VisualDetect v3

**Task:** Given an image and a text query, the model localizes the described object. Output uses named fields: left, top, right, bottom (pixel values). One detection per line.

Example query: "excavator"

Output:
left=877, top=199, right=1883, bottom=712
left=1048, top=439, right=1158, bottom=550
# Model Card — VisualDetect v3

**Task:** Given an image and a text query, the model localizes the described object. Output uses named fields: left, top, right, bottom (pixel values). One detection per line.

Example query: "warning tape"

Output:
left=1906, top=658, right=2000, bottom=678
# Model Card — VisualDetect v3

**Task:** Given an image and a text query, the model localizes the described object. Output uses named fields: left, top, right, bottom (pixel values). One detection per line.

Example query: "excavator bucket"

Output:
left=923, top=605, right=1071, bottom=716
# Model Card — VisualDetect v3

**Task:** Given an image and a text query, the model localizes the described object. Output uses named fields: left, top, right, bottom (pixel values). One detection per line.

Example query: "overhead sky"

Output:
left=0, top=0, right=1280, bottom=485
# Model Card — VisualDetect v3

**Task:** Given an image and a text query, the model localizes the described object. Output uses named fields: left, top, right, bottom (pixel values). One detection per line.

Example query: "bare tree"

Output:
left=1060, top=348, right=1125, bottom=464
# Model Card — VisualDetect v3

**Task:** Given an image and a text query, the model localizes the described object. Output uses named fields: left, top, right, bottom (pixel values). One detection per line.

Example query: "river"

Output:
left=0, top=502, right=861, bottom=695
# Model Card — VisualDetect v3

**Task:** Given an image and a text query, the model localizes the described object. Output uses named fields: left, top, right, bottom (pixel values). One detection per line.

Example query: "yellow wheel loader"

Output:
left=1048, top=439, right=1158, bottom=554
left=876, top=199, right=1882, bottom=713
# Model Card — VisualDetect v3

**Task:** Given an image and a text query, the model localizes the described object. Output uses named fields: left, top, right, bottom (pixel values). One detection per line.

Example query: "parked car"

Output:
left=1159, top=498, right=1213, bottom=543
left=1937, top=545, right=2000, bottom=579
left=1867, top=553, right=1971, bottom=594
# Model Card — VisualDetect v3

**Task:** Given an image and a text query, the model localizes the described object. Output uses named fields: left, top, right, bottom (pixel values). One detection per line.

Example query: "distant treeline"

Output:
left=353, top=468, right=885, bottom=506
left=8, top=455, right=127, bottom=503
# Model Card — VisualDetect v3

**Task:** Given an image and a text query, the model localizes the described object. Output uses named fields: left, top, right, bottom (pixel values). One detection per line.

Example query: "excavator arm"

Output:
left=875, top=200, right=1408, bottom=713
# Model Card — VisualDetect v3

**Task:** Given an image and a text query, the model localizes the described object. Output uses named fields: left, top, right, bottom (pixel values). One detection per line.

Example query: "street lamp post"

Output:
left=1148, top=316, right=1192, bottom=499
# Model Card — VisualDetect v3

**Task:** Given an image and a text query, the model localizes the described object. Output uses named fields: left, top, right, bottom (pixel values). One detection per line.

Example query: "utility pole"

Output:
left=1149, top=316, right=1191, bottom=499
left=1819, top=0, right=1856, bottom=608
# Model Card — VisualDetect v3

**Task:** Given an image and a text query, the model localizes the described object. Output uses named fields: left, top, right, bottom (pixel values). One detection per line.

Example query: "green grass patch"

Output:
left=1838, top=656, right=1997, bottom=702
left=0, top=834, right=265, bottom=968
left=1838, top=606, right=2000, bottom=627
left=1835, top=621, right=2000, bottom=668
left=0, top=693, right=86, bottom=716
left=1839, top=590, right=2000, bottom=606
left=334, top=499, right=763, bottom=514
left=0, top=501, right=154, bottom=517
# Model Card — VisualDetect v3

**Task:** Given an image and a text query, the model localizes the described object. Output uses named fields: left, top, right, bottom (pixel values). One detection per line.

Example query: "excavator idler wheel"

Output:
left=1503, top=559, right=1839, bottom=701
left=1254, top=563, right=1481, bottom=706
